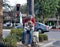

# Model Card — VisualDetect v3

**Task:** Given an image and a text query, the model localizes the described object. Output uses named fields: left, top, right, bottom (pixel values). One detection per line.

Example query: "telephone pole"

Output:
left=0, top=0, right=3, bottom=38
left=32, top=0, right=35, bottom=17
left=27, top=0, right=35, bottom=17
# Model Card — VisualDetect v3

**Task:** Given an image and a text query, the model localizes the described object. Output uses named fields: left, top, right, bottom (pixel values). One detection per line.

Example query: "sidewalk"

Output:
left=17, top=40, right=56, bottom=47
left=38, top=40, right=56, bottom=47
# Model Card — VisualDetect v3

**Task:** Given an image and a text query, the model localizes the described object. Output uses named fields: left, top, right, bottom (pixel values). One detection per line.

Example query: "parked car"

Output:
left=3, top=22, right=12, bottom=27
left=35, top=22, right=52, bottom=33
left=14, top=22, right=52, bottom=33
left=3, top=22, right=10, bottom=26
left=14, top=25, right=23, bottom=28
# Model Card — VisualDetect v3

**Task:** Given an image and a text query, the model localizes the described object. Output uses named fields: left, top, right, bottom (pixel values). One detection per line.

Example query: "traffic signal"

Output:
left=16, top=13, right=19, bottom=17
left=16, top=4, right=20, bottom=11
left=16, top=4, right=20, bottom=17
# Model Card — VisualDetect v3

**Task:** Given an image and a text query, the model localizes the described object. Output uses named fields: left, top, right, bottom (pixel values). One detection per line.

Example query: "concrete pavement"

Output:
left=38, top=40, right=56, bottom=47
left=17, top=40, right=56, bottom=47
left=47, top=40, right=60, bottom=47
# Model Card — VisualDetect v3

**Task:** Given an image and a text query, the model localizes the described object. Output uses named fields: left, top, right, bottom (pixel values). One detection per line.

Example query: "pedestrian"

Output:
left=22, top=16, right=36, bottom=47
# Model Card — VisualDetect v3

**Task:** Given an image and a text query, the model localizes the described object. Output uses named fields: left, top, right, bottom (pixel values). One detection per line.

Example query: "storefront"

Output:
left=45, top=18, right=60, bottom=26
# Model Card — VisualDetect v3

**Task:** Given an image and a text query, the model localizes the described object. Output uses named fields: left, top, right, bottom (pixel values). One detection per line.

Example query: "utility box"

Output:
left=33, top=32, right=39, bottom=43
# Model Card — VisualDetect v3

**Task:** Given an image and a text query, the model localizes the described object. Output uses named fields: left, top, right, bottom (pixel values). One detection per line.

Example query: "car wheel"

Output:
left=38, top=29, right=42, bottom=33
left=38, top=29, right=44, bottom=34
left=41, top=31, right=44, bottom=33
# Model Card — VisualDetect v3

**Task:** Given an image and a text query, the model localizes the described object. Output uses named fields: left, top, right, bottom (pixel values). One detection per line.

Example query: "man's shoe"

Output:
left=19, top=42, right=25, bottom=47
left=28, top=44, right=31, bottom=47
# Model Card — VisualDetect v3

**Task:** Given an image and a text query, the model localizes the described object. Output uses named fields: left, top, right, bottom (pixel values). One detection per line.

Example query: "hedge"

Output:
left=11, top=28, right=23, bottom=41
left=3, top=34, right=17, bottom=47
left=39, top=34, right=48, bottom=42
left=3, top=28, right=23, bottom=47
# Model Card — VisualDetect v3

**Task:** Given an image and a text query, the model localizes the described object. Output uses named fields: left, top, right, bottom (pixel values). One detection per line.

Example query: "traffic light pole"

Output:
left=15, top=4, right=23, bottom=25
left=0, top=0, right=3, bottom=38
left=27, top=0, right=35, bottom=17
left=19, top=12, right=23, bottom=25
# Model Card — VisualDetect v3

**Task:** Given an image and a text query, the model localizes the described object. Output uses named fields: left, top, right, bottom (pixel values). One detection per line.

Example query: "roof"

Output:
left=47, top=18, right=57, bottom=21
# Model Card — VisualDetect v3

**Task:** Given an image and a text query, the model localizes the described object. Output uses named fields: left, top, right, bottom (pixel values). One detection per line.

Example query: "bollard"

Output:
left=33, top=32, right=39, bottom=43
left=32, top=32, right=39, bottom=47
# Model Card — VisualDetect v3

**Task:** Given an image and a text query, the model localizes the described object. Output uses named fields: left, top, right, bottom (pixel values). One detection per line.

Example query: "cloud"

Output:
left=8, top=0, right=27, bottom=6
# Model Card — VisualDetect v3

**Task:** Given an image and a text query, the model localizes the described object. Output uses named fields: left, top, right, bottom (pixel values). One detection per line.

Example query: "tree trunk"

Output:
left=27, top=0, right=35, bottom=17
left=0, top=0, right=3, bottom=38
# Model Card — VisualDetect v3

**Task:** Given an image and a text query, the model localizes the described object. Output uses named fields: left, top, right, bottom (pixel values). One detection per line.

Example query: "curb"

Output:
left=38, top=40, right=56, bottom=47
left=3, top=29, right=11, bottom=31
left=17, top=41, right=56, bottom=47
left=51, top=27, right=60, bottom=30
left=51, top=28, right=60, bottom=30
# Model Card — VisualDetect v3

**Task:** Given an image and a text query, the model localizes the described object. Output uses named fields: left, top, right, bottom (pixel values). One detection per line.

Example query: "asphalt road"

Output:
left=45, top=30, right=60, bottom=40
left=45, top=30, right=60, bottom=47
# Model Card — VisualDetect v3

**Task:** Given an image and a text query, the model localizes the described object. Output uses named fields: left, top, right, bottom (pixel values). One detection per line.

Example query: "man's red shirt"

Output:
left=23, top=16, right=36, bottom=26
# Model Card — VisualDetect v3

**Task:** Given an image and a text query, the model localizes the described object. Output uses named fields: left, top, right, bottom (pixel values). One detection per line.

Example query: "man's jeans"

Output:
left=22, top=28, right=33, bottom=44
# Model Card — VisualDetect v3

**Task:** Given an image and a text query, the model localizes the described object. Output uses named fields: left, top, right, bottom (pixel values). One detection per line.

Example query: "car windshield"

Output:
left=37, top=22, right=46, bottom=26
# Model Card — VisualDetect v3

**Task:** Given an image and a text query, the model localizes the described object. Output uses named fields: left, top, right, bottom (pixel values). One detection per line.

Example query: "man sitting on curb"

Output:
left=21, top=16, right=36, bottom=47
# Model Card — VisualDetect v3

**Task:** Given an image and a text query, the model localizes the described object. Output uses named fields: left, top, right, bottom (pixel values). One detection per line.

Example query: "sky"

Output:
left=7, top=0, right=27, bottom=6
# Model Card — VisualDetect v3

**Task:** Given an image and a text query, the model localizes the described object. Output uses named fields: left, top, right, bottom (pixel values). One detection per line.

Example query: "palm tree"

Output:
left=3, top=0, right=12, bottom=12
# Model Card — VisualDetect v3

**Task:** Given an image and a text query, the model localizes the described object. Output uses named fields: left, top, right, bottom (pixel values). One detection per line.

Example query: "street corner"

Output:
left=17, top=41, right=24, bottom=47
left=53, top=40, right=60, bottom=46
left=46, top=40, right=60, bottom=47
left=38, top=40, right=56, bottom=47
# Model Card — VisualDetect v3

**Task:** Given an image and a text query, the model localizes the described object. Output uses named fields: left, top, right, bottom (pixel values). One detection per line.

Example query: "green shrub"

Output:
left=3, top=34, right=17, bottom=47
left=2, top=28, right=23, bottom=47
left=0, top=38, right=3, bottom=42
left=39, top=34, right=44, bottom=42
left=43, top=34, right=48, bottom=41
left=11, top=28, right=23, bottom=41
left=39, top=34, right=48, bottom=42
